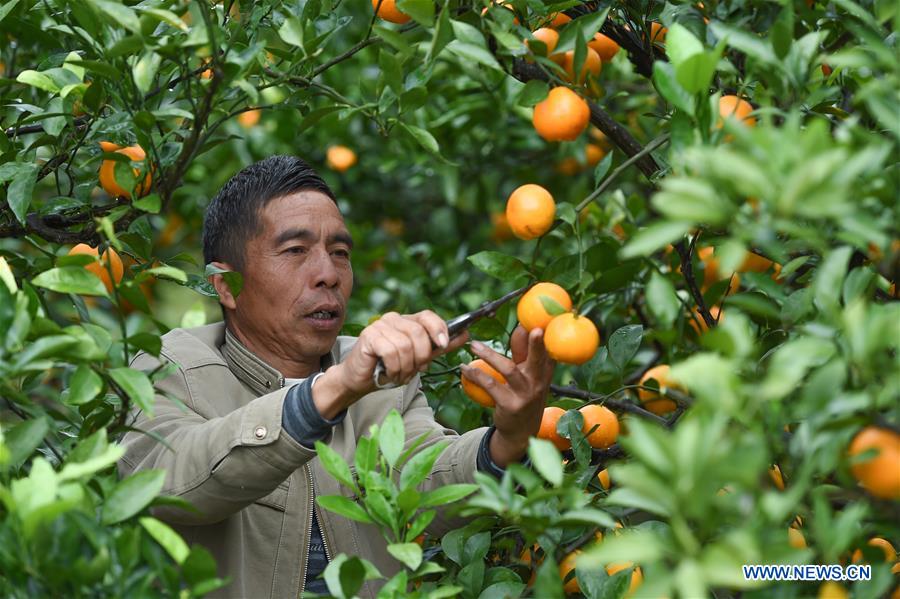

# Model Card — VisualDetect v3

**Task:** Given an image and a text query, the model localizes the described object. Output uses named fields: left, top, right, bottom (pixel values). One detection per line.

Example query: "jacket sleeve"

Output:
left=118, top=352, right=317, bottom=526
left=399, top=378, right=489, bottom=536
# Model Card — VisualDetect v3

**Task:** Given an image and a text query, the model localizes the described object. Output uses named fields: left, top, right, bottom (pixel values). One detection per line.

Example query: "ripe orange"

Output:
left=505, top=184, right=556, bottom=240
left=98, top=142, right=152, bottom=199
left=689, top=305, right=724, bottom=335
left=237, top=108, right=261, bottom=128
left=638, top=364, right=681, bottom=415
left=597, top=468, right=611, bottom=489
left=461, top=359, right=507, bottom=408
left=544, top=313, right=600, bottom=365
left=527, top=28, right=559, bottom=57
left=788, top=526, right=807, bottom=549
left=520, top=543, right=542, bottom=586
left=739, top=251, right=777, bottom=273
left=718, top=95, right=757, bottom=127
left=556, top=157, right=580, bottom=176
left=649, top=22, right=667, bottom=44
left=848, top=426, right=900, bottom=499
left=769, top=464, right=786, bottom=491
left=538, top=406, right=570, bottom=451
left=549, top=12, right=571, bottom=29
left=559, top=550, right=581, bottom=594
left=372, top=0, right=409, bottom=23
left=68, top=243, right=124, bottom=293
left=481, top=1, right=518, bottom=23
left=533, top=86, right=591, bottom=142
left=490, top=212, right=514, bottom=242
left=851, top=537, right=897, bottom=563
left=517, top=282, right=572, bottom=332
left=585, top=143, right=605, bottom=166
left=326, top=145, right=357, bottom=172
left=589, top=126, right=610, bottom=148
left=579, top=405, right=619, bottom=449
left=606, top=562, right=643, bottom=596
left=588, top=33, right=620, bottom=62
left=561, top=48, right=602, bottom=84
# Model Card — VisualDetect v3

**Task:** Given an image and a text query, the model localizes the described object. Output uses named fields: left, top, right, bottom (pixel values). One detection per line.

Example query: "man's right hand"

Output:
left=312, top=311, right=469, bottom=419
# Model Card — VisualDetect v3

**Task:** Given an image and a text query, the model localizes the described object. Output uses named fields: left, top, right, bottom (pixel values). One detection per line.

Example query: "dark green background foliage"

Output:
left=1, top=0, right=898, bottom=597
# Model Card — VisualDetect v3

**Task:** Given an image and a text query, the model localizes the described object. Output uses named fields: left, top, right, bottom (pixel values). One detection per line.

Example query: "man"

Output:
left=119, top=155, right=555, bottom=598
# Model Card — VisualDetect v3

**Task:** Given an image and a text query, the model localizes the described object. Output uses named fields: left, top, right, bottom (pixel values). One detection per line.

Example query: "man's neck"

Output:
left=226, top=322, right=321, bottom=379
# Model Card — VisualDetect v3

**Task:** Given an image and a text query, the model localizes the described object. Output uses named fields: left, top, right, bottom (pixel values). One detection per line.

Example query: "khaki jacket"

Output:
left=119, top=323, right=485, bottom=598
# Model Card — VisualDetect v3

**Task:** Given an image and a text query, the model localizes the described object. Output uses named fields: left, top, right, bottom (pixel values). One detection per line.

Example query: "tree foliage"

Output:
left=1, top=0, right=898, bottom=597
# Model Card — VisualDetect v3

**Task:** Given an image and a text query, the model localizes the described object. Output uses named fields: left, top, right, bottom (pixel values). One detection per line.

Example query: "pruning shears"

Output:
left=372, top=283, right=533, bottom=389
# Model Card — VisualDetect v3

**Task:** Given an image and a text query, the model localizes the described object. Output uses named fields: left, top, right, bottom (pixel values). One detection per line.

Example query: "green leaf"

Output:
left=607, top=325, right=643, bottom=370
left=516, top=80, right=549, bottom=107
left=478, top=581, right=527, bottom=599
left=528, top=438, right=563, bottom=487
left=67, top=364, right=104, bottom=405
left=379, top=409, right=404, bottom=469
left=316, top=495, right=373, bottom=524
left=102, top=469, right=165, bottom=524
left=108, top=367, right=155, bottom=414
left=91, top=0, right=140, bottom=33
left=652, top=62, right=694, bottom=115
left=16, top=70, right=59, bottom=93
left=59, top=444, right=124, bottom=481
left=278, top=16, right=304, bottom=49
left=0, top=0, right=22, bottom=25
left=620, top=222, right=692, bottom=258
left=324, top=554, right=376, bottom=599
left=399, top=441, right=447, bottom=490
left=446, top=41, right=502, bottom=72
left=132, top=51, right=161, bottom=94
left=419, top=483, right=478, bottom=508
left=314, top=441, right=356, bottom=491
left=32, top=267, right=108, bottom=297
left=813, top=246, right=852, bottom=312
left=140, top=517, right=189, bottom=564
left=146, top=265, right=187, bottom=283
left=67, top=59, right=121, bottom=80
left=127, top=332, right=162, bottom=357
left=666, top=23, right=704, bottom=67
left=379, top=49, right=404, bottom=95
left=400, top=123, right=441, bottom=155
left=136, top=7, right=188, bottom=32
left=203, top=263, right=242, bottom=298
left=396, top=0, right=433, bottom=26
left=5, top=417, right=48, bottom=468
left=387, top=542, right=423, bottom=570
left=133, top=193, right=160, bottom=213
left=676, top=51, right=720, bottom=95
left=7, top=162, right=38, bottom=223
left=467, top=251, right=528, bottom=282
left=646, top=272, right=680, bottom=327
left=538, top=294, right=568, bottom=317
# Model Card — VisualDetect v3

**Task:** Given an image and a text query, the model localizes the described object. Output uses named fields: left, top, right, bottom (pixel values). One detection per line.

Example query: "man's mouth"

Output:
left=304, top=305, right=342, bottom=330
left=308, top=310, right=339, bottom=320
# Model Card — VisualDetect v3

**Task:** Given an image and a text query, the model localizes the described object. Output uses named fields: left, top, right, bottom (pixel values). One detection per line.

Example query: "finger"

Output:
left=411, top=310, right=450, bottom=350
left=370, top=330, right=404, bottom=382
left=510, top=325, right=529, bottom=364
left=469, top=339, right=524, bottom=387
left=385, top=314, right=434, bottom=373
left=524, top=327, right=554, bottom=378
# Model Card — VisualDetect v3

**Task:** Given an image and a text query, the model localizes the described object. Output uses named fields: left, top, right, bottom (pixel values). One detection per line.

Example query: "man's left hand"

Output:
left=461, top=325, right=555, bottom=467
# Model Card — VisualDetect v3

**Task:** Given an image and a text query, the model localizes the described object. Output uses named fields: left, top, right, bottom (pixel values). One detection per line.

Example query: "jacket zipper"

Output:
left=299, top=463, right=313, bottom=598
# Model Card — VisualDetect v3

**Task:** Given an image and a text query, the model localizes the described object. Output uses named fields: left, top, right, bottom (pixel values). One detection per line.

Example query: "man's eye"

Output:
left=333, top=249, right=351, bottom=258
left=286, top=247, right=307, bottom=254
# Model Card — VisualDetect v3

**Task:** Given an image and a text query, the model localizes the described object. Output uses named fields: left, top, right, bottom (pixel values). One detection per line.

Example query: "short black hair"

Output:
left=202, top=155, right=337, bottom=270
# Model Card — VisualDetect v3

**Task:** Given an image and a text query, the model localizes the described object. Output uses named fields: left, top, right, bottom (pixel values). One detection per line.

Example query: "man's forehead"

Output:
left=258, top=191, right=350, bottom=244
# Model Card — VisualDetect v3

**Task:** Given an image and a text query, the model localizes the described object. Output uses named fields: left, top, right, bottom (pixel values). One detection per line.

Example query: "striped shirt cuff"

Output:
left=281, top=373, right=347, bottom=449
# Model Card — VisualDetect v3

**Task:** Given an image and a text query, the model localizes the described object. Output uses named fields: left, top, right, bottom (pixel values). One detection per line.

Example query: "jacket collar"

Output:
left=221, top=327, right=339, bottom=396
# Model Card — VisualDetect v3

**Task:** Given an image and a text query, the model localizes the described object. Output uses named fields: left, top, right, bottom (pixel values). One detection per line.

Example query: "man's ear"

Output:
left=209, top=261, right=238, bottom=311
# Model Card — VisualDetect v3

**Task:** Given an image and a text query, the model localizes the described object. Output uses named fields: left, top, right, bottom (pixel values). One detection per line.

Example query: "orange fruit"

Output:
left=380, top=217, right=404, bottom=237
left=739, top=251, right=777, bottom=273
left=769, top=464, right=786, bottom=491
left=561, top=48, right=602, bottom=84
left=98, top=142, right=152, bottom=199
left=544, top=313, right=600, bottom=365
left=490, top=212, right=514, bottom=242
left=788, top=526, right=807, bottom=549
left=237, top=108, right=261, bottom=128
left=556, top=157, right=581, bottom=176
left=533, top=86, right=591, bottom=142
left=520, top=544, right=542, bottom=586
left=461, top=359, right=506, bottom=408
left=528, top=28, right=559, bottom=57
left=326, top=145, right=357, bottom=172
left=587, top=32, right=620, bottom=62
left=638, top=365, right=681, bottom=415
left=538, top=406, right=570, bottom=451
left=821, top=63, right=833, bottom=76
left=549, top=12, right=571, bottom=29
left=481, top=1, right=518, bottom=23
left=649, top=22, right=667, bottom=44
left=848, top=426, right=900, bottom=499
left=606, top=563, right=643, bottom=596
left=597, top=468, right=611, bottom=489
left=589, top=126, right=610, bottom=148
left=585, top=143, right=605, bottom=166
left=689, top=305, right=724, bottom=335
left=718, top=95, right=756, bottom=127
left=579, top=404, right=619, bottom=449
left=67, top=243, right=124, bottom=293
left=372, top=0, right=410, bottom=23
left=559, top=550, right=581, bottom=594
left=516, top=282, right=572, bottom=332
left=505, top=184, right=556, bottom=240
left=818, top=582, right=849, bottom=599
left=851, top=537, right=897, bottom=563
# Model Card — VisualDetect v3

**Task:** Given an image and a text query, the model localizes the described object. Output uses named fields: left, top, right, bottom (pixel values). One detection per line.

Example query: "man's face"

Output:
left=228, top=191, right=353, bottom=365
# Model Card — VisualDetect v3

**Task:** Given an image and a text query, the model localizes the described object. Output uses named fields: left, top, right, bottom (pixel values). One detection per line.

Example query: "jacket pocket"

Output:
left=254, top=479, right=290, bottom=511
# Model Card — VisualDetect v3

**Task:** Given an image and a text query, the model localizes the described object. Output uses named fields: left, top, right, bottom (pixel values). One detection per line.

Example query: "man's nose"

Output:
left=309, top=247, right=340, bottom=288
